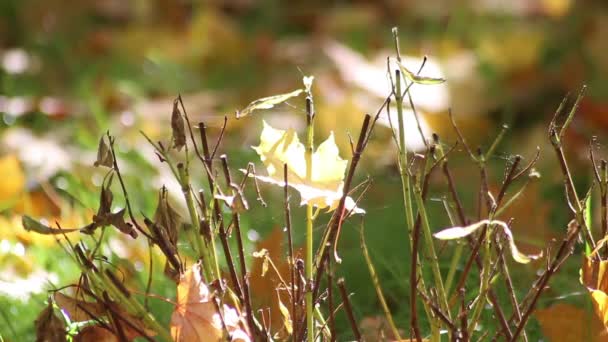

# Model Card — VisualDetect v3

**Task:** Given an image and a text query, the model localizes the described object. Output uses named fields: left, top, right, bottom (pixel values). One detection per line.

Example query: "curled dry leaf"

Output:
left=433, top=219, right=541, bottom=263
left=154, top=187, right=182, bottom=247
left=171, top=98, right=186, bottom=151
left=249, top=121, right=364, bottom=214
left=236, top=89, right=303, bottom=119
left=170, top=262, right=250, bottom=342
left=94, top=135, right=114, bottom=168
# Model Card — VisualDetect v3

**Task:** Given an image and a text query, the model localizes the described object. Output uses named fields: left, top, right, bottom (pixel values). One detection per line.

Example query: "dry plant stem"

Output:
left=590, top=142, right=605, bottom=238
left=360, top=223, right=402, bottom=341
left=510, top=229, right=579, bottom=341
left=413, top=186, right=449, bottom=316
left=497, top=237, right=528, bottom=342
left=326, top=258, right=336, bottom=342
left=510, top=97, right=591, bottom=340
left=304, top=94, right=316, bottom=342
left=550, top=87, right=596, bottom=248
left=220, top=156, right=257, bottom=338
left=417, top=289, right=457, bottom=333
left=551, top=130, right=596, bottom=247
left=198, top=123, right=244, bottom=301
left=337, top=278, right=361, bottom=341
left=602, top=161, right=608, bottom=237
left=107, top=134, right=153, bottom=240
left=177, top=164, right=212, bottom=277
left=283, top=163, right=298, bottom=341
left=84, top=261, right=172, bottom=341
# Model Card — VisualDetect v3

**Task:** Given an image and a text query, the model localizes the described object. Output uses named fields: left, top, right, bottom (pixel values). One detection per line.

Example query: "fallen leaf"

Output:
left=170, top=262, right=250, bottom=342
left=250, top=121, right=363, bottom=214
left=535, top=303, right=608, bottom=342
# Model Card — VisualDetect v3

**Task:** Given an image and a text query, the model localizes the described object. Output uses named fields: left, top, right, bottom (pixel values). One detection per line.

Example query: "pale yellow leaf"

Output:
left=251, top=121, right=363, bottom=214
left=237, top=89, right=303, bottom=118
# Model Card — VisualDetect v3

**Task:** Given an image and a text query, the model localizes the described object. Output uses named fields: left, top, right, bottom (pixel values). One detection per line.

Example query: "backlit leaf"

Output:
left=250, top=121, right=363, bottom=214
left=236, top=89, right=303, bottom=119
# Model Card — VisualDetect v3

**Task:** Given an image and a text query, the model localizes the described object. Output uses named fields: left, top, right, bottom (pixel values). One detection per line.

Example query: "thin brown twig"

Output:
left=337, top=278, right=361, bottom=341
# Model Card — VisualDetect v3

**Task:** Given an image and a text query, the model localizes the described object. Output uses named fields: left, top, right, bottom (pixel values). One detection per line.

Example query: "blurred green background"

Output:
left=1, top=0, right=608, bottom=340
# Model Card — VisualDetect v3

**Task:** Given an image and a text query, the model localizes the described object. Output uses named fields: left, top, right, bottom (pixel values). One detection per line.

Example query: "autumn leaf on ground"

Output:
left=249, top=121, right=364, bottom=214
left=170, top=262, right=250, bottom=342
left=535, top=303, right=608, bottom=342
left=0, top=154, right=26, bottom=206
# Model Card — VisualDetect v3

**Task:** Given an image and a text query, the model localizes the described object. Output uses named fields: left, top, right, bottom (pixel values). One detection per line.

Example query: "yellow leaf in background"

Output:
left=0, top=155, right=25, bottom=204
left=535, top=303, right=608, bottom=342
left=251, top=121, right=363, bottom=214
left=582, top=256, right=608, bottom=329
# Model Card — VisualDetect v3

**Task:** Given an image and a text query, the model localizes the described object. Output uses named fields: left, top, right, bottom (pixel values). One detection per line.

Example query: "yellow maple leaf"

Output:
left=251, top=121, right=363, bottom=214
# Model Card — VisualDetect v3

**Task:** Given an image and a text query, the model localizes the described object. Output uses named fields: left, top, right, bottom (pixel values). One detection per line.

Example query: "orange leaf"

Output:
left=170, top=262, right=250, bottom=342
